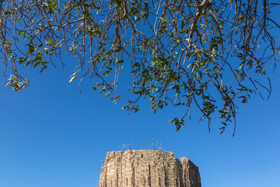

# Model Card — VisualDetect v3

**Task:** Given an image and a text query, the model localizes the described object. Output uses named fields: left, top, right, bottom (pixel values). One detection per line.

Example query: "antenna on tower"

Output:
left=129, top=140, right=132, bottom=150
left=152, top=139, right=154, bottom=150
left=122, top=143, right=125, bottom=151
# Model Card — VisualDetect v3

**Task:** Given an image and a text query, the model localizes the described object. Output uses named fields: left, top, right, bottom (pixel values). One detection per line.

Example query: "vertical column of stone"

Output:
left=116, top=152, right=123, bottom=187
left=136, top=153, right=141, bottom=187
left=181, top=157, right=201, bottom=187
left=108, top=152, right=116, bottom=187
left=124, top=152, right=130, bottom=186
left=124, top=151, right=131, bottom=187
left=160, top=152, right=166, bottom=186
left=122, top=150, right=133, bottom=187
left=168, top=153, right=178, bottom=187
left=149, top=151, right=156, bottom=187
left=157, top=155, right=164, bottom=187
left=163, top=165, right=168, bottom=187
left=176, top=158, right=183, bottom=187
left=117, top=152, right=126, bottom=187
left=138, top=157, right=145, bottom=187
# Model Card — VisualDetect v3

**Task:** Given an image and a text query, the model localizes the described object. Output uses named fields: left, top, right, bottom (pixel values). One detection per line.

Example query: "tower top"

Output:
left=99, top=150, right=201, bottom=187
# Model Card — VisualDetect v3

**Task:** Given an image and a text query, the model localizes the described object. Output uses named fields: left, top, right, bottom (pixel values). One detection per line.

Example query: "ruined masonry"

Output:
left=99, top=150, right=201, bottom=187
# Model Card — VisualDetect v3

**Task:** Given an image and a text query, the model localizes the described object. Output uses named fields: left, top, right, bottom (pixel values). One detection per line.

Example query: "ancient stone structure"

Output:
left=99, top=150, right=201, bottom=187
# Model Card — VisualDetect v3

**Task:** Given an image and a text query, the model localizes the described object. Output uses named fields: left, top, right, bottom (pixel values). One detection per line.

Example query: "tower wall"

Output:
left=99, top=150, right=201, bottom=187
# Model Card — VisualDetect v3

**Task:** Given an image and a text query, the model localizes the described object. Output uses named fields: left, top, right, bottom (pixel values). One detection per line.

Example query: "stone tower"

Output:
left=98, top=150, right=201, bottom=187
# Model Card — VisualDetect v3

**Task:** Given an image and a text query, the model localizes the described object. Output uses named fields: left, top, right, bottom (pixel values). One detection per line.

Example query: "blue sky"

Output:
left=0, top=55, right=280, bottom=187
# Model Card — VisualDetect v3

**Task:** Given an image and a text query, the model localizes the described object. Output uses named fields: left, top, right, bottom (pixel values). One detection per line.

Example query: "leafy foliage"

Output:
left=1, top=0, right=279, bottom=134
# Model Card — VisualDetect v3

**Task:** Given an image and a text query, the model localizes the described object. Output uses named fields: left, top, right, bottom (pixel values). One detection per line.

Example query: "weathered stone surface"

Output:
left=99, top=150, right=201, bottom=187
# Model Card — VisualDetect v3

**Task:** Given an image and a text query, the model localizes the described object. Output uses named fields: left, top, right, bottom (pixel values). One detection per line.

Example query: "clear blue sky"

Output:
left=0, top=56, right=280, bottom=187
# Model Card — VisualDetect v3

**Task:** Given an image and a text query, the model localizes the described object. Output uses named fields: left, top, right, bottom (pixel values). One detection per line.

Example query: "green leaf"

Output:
left=19, top=30, right=25, bottom=36
left=103, top=71, right=110, bottom=76
left=116, top=59, right=124, bottom=64
left=69, top=72, right=77, bottom=83
left=106, top=66, right=113, bottom=70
